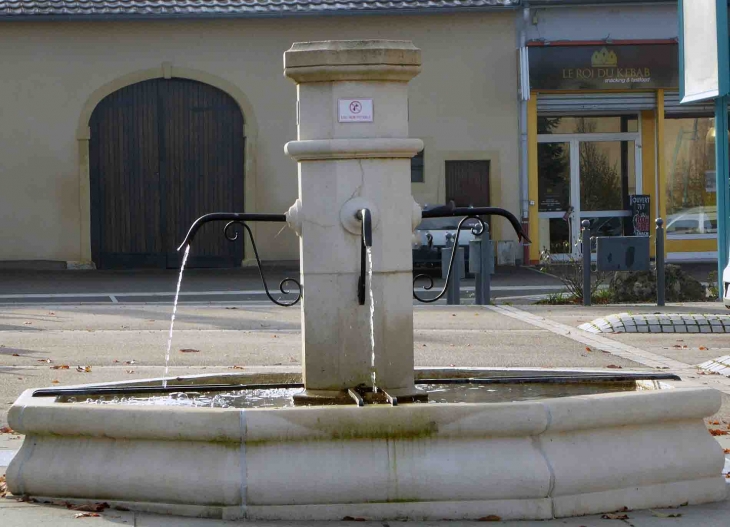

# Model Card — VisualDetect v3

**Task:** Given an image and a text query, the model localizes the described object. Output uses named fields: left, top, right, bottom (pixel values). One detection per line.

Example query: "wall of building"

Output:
left=525, top=4, right=678, bottom=42
left=0, top=12, right=518, bottom=264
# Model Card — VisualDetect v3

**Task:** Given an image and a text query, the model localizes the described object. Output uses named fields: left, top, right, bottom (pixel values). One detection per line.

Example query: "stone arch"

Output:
left=76, top=64, right=258, bottom=265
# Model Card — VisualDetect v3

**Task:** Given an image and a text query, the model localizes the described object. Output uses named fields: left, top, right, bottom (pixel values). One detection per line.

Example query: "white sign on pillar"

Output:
left=338, top=99, right=374, bottom=123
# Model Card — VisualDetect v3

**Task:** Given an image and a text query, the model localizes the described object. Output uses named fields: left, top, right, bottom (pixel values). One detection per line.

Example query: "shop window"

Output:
left=663, top=117, right=717, bottom=238
left=538, top=115, right=638, bottom=135
left=411, top=149, right=424, bottom=183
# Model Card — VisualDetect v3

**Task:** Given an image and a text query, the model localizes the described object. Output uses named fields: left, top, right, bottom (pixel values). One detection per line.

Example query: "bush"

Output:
left=610, top=264, right=705, bottom=303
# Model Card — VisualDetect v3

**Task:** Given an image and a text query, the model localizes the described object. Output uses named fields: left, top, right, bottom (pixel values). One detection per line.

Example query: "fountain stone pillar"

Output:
left=284, top=40, right=423, bottom=401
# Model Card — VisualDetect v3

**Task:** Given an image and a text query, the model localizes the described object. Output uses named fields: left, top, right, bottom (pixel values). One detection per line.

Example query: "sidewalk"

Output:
left=0, top=266, right=566, bottom=304
left=1, top=497, right=730, bottom=526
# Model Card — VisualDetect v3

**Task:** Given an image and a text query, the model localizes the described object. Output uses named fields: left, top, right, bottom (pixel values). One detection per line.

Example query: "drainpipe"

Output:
left=518, top=5, right=531, bottom=265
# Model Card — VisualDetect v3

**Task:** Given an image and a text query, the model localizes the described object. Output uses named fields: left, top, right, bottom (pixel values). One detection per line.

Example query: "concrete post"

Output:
left=283, top=41, right=423, bottom=401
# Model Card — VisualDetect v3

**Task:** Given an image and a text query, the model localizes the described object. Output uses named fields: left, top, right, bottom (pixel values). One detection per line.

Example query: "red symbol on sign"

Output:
left=349, top=101, right=362, bottom=114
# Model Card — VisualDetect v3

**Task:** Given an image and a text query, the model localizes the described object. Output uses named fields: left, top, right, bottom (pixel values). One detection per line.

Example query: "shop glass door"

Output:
left=538, top=118, right=641, bottom=260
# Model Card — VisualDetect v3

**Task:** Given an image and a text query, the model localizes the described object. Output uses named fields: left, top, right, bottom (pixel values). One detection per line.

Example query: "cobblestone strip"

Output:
left=578, top=313, right=730, bottom=334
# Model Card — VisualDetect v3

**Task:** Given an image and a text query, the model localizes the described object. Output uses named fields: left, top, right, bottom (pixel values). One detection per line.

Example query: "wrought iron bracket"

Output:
left=413, top=215, right=485, bottom=303
left=179, top=212, right=301, bottom=307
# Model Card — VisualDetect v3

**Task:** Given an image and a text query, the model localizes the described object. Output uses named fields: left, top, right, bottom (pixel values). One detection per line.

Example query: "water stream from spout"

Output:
left=163, top=244, right=191, bottom=389
left=367, top=247, right=376, bottom=389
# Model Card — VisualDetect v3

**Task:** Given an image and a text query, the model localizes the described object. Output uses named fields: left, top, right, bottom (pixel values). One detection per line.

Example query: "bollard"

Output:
left=582, top=219, right=591, bottom=306
left=442, top=235, right=463, bottom=305
left=656, top=218, right=665, bottom=307
left=473, top=223, right=492, bottom=305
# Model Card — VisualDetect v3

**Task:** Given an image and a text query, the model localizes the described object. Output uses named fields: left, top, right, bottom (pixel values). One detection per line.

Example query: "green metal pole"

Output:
left=715, top=95, right=730, bottom=281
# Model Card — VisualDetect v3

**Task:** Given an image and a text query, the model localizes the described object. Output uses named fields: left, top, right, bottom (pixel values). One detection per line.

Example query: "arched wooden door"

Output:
left=89, top=79, right=244, bottom=269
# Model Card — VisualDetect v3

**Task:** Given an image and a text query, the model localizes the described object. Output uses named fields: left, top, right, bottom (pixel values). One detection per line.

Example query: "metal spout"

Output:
left=356, top=208, right=373, bottom=305
left=356, top=209, right=372, bottom=248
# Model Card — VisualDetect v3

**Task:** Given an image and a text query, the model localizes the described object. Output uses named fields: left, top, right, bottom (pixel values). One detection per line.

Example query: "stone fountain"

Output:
left=5, top=41, right=727, bottom=521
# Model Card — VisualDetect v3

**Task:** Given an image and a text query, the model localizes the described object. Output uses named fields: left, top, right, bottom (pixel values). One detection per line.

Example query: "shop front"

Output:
left=526, top=42, right=718, bottom=264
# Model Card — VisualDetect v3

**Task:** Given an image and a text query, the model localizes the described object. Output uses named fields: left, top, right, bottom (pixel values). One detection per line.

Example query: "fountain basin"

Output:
left=6, top=369, right=726, bottom=521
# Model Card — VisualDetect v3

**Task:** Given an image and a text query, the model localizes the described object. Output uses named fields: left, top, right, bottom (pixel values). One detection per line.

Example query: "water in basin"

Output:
left=61, top=381, right=652, bottom=409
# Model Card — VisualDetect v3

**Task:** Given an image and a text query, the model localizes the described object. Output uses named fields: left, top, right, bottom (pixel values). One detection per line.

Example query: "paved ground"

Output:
left=2, top=267, right=730, bottom=525
left=0, top=265, right=567, bottom=304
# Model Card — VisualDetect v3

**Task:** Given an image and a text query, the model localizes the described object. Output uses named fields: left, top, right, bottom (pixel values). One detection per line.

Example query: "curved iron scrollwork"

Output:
left=224, top=221, right=302, bottom=307
left=413, top=215, right=486, bottom=304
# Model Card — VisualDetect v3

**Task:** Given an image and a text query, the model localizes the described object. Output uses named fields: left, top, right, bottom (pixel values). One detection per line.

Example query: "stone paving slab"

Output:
left=579, top=313, right=730, bottom=334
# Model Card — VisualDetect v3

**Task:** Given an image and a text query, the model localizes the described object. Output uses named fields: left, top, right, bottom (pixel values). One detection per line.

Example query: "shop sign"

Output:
left=630, top=195, right=651, bottom=237
left=529, top=45, right=679, bottom=90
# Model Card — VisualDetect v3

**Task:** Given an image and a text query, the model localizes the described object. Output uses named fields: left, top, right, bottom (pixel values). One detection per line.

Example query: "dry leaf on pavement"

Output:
left=76, top=366, right=92, bottom=373
left=51, top=364, right=70, bottom=370
left=606, top=365, right=622, bottom=369
left=0, top=426, right=14, bottom=433
left=74, top=512, right=100, bottom=518
left=601, top=513, right=629, bottom=519
left=477, top=515, right=502, bottom=521
left=179, top=348, right=200, bottom=353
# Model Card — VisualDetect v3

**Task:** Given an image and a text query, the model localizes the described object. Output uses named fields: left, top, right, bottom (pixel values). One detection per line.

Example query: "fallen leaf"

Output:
left=710, top=420, right=720, bottom=425
left=601, top=513, right=629, bottom=519
left=52, top=380, right=60, bottom=384
left=225, top=307, right=238, bottom=310
left=11, top=353, right=19, bottom=357
left=606, top=365, right=622, bottom=369
left=673, top=344, right=682, bottom=348
left=74, top=512, right=100, bottom=518
left=51, top=364, right=70, bottom=370
left=125, top=370, right=135, bottom=374
left=724, top=448, right=730, bottom=454
left=451, top=314, right=456, bottom=317
left=37, top=359, right=52, bottom=363
left=124, top=360, right=136, bottom=365
left=478, top=515, right=502, bottom=521
left=342, top=516, right=367, bottom=521
left=709, top=429, right=728, bottom=436
left=179, top=348, right=200, bottom=353
left=112, top=360, right=120, bottom=363
left=585, top=347, right=592, bottom=352
left=229, top=365, right=245, bottom=370
left=651, top=510, right=682, bottom=518
left=48, top=312, right=55, bottom=316
left=23, top=322, right=32, bottom=325
left=700, top=346, right=708, bottom=350
left=76, top=365, right=92, bottom=373
left=1, top=426, right=15, bottom=434
left=71, top=502, right=109, bottom=512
